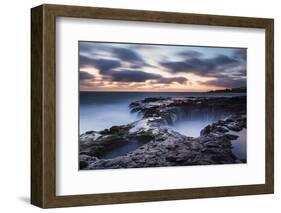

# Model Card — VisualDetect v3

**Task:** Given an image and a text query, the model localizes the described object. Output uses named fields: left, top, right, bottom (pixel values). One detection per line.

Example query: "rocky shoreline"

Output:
left=79, top=96, right=246, bottom=170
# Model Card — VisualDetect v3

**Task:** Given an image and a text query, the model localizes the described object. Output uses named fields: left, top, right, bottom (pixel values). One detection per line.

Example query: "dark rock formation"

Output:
left=129, top=96, right=246, bottom=124
left=79, top=96, right=246, bottom=170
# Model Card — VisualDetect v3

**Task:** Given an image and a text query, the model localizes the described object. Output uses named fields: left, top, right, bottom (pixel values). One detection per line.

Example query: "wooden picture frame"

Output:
left=31, top=4, right=274, bottom=208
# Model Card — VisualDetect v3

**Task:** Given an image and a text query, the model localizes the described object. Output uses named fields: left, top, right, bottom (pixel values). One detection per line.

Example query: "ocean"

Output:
left=80, top=91, right=242, bottom=132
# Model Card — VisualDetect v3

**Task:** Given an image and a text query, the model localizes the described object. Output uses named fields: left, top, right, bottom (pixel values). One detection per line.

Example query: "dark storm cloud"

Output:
left=108, top=69, right=188, bottom=84
left=199, top=78, right=246, bottom=88
left=161, top=54, right=239, bottom=77
left=79, top=42, right=110, bottom=56
left=79, top=43, right=93, bottom=53
left=238, top=68, right=246, bottom=76
left=112, top=47, right=145, bottom=64
left=79, top=47, right=189, bottom=85
left=161, top=50, right=246, bottom=88
left=178, top=50, right=203, bottom=58
left=79, top=71, right=95, bottom=80
left=79, top=55, right=121, bottom=74
left=233, top=49, right=247, bottom=61
left=156, top=77, right=188, bottom=84
left=79, top=42, right=246, bottom=89
left=79, top=43, right=148, bottom=68
left=109, top=70, right=162, bottom=82
left=213, top=54, right=239, bottom=65
left=228, top=67, right=246, bottom=77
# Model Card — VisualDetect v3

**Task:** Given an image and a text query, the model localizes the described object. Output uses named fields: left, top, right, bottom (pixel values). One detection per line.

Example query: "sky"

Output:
left=79, top=42, right=246, bottom=92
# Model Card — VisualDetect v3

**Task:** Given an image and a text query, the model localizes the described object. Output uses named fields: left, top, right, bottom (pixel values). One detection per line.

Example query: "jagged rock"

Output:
left=130, top=96, right=246, bottom=125
left=79, top=154, right=98, bottom=169
left=79, top=161, right=88, bottom=169
left=80, top=96, right=246, bottom=170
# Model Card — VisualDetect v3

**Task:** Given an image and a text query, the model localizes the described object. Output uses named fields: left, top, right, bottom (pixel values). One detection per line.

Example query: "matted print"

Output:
left=79, top=41, right=247, bottom=170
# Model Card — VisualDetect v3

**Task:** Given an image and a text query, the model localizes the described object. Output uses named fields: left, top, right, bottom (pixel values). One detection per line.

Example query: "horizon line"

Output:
left=80, top=90, right=211, bottom=93
left=79, top=90, right=217, bottom=93
left=79, top=87, right=246, bottom=93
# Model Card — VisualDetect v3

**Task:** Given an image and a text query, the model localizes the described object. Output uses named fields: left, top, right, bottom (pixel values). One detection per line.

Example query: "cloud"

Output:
left=199, top=78, right=246, bottom=88
left=178, top=50, right=203, bottom=58
left=79, top=71, right=95, bottom=80
left=79, top=53, right=188, bottom=85
left=156, top=77, right=188, bottom=84
left=112, top=47, right=145, bottom=64
left=79, top=43, right=94, bottom=54
left=80, top=46, right=150, bottom=74
left=79, top=42, right=246, bottom=90
left=79, top=42, right=111, bottom=56
left=79, top=55, right=121, bottom=74
left=79, top=42, right=149, bottom=69
left=109, top=70, right=162, bottom=82
left=107, top=69, right=188, bottom=84
left=160, top=51, right=246, bottom=88
left=161, top=54, right=239, bottom=77
left=233, top=49, right=247, bottom=61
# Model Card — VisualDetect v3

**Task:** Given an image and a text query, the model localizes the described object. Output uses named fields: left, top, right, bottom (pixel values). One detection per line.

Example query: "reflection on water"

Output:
left=101, top=139, right=146, bottom=159
left=230, top=128, right=247, bottom=160
left=171, top=120, right=212, bottom=137
left=169, top=109, right=229, bottom=137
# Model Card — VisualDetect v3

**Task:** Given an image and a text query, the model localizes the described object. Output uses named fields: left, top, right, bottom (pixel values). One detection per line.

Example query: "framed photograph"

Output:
left=31, top=4, right=274, bottom=208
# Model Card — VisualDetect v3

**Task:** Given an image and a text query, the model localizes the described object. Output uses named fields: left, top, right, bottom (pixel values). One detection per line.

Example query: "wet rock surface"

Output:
left=79, top=96, right=246, bottom=170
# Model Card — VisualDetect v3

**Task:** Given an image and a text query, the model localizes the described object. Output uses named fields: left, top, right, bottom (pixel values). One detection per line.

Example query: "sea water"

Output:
left=80, top=91, right=243, bottom=134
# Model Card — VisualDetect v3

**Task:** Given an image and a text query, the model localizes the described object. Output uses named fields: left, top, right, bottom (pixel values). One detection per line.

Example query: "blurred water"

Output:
left=230, top=128, right=247, bottom=160
left=80, top=91, right=244, bottom=135
left=172, top=120, right=214, bottom=137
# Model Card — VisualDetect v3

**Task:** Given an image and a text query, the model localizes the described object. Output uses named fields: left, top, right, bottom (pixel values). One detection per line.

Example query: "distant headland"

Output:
left=208, top=87, right=246, bottom=93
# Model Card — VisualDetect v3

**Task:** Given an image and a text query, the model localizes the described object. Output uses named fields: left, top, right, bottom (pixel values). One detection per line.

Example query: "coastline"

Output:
left=79, top=95, right=247, bottom=170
